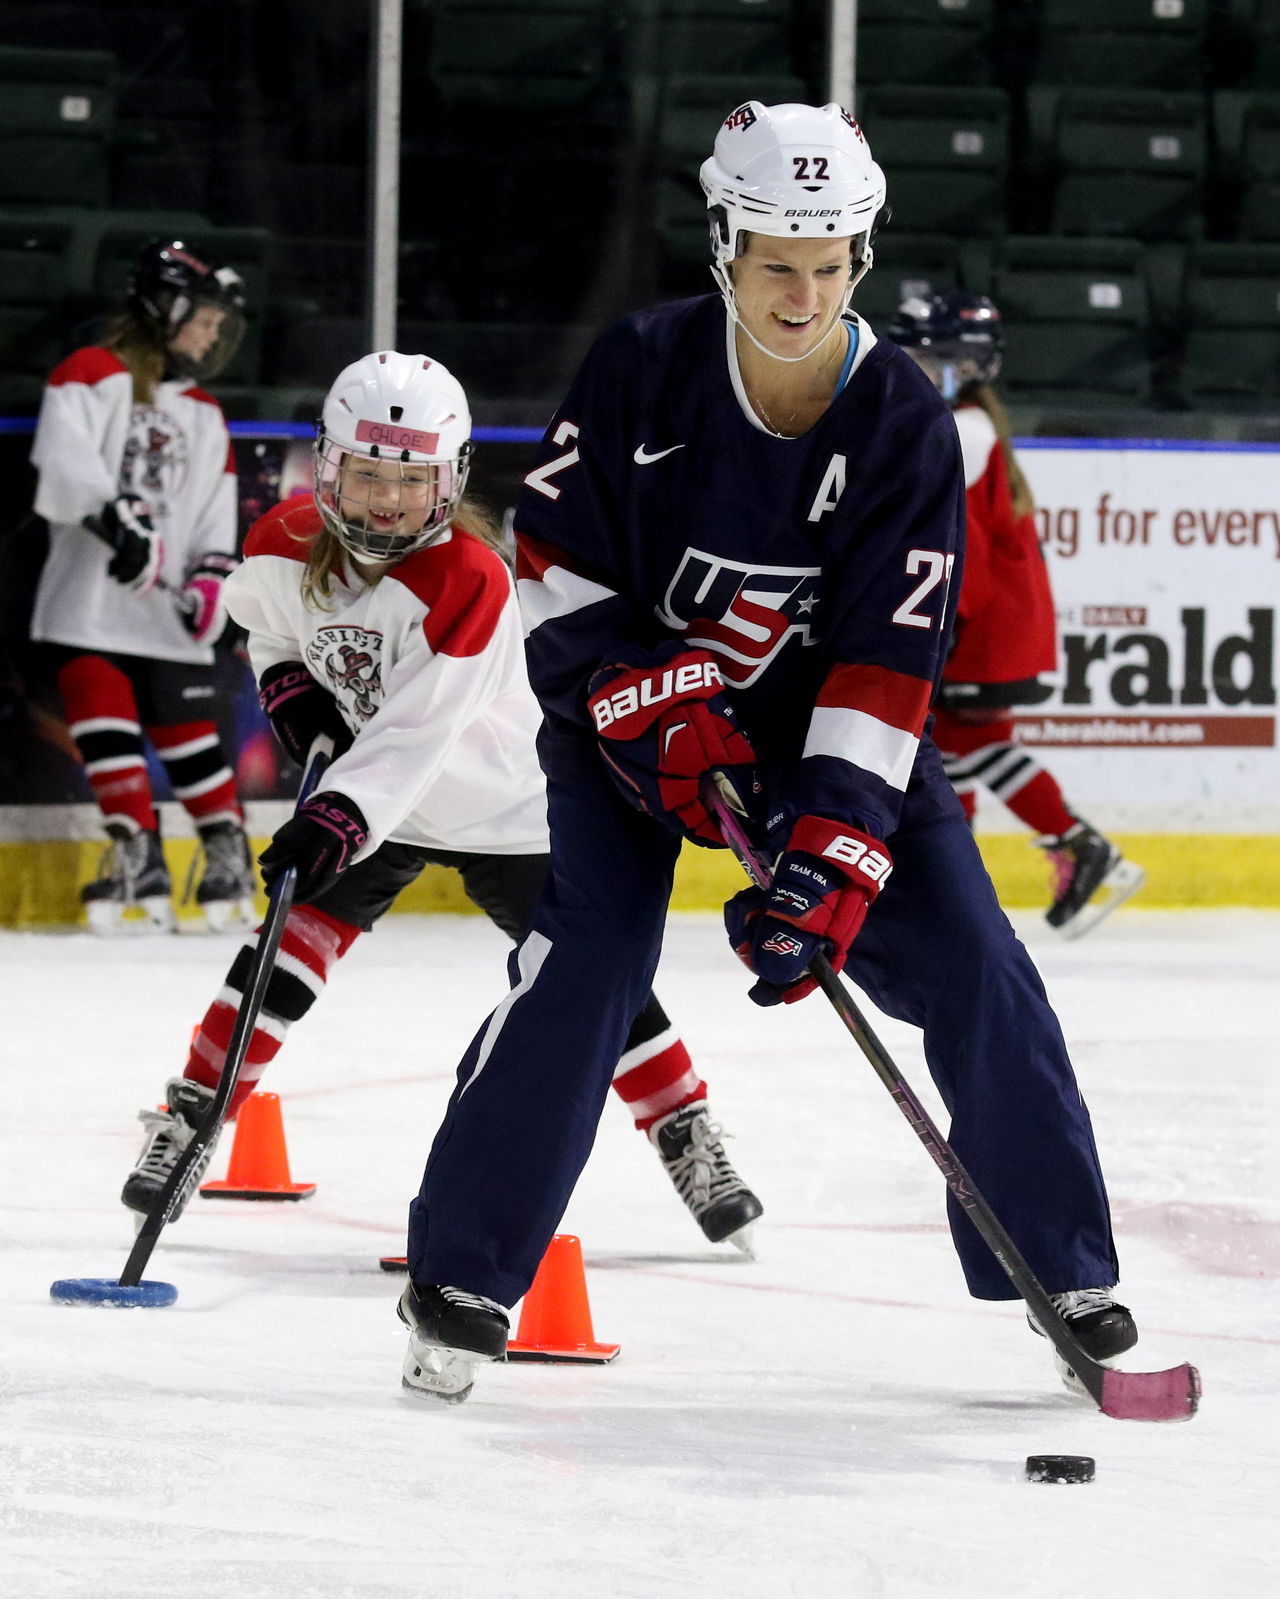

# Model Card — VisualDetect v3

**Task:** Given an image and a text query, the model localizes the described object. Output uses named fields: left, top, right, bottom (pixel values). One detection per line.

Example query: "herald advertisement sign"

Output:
left=1010, top=443, right=1279, bottom=821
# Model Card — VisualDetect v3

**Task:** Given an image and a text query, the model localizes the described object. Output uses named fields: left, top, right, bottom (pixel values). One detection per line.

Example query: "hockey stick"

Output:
left=115, top=736, right=333, bottom=1288
left=703, top=777, right=1200, bottom=1422
left=50, top=739, right=335, bottom=1304
left=81, top=513, right=199, bottom=621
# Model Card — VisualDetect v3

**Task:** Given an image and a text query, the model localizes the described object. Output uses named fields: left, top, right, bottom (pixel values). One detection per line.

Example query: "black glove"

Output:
left=98, top=494, right=162, bottom=592
left=257, top=660, right=353, bottom=767
left=258, top=791, right=368, bottom=903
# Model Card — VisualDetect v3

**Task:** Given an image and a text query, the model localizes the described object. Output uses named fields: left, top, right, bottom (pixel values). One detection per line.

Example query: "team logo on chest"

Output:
left=307, top=626, right=384, bottom=723
left=121, top=405, right=189, bottom=520
left=655, top=547, right=821, bottom=688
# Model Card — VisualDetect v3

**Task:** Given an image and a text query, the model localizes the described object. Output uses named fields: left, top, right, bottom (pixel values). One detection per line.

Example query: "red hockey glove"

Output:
left=181, top=551, right=239, bottom=643
left=97, top=493, right=162, bottom=593
left=258, top=792, right=368, bottom=903
left=587, top=640, right=757, bottom=846
left=258, top=661, right=354, bottom=768
left=725, top=816, right=893, bottom=1006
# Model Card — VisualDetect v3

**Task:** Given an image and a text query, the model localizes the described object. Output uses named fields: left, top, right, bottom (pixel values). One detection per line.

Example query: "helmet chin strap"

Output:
left=711, top=256, right=870, bottom=365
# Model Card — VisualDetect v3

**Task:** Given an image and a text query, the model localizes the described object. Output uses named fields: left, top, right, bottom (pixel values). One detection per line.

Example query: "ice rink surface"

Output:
left=2, top=907, right=1277, bottom=1598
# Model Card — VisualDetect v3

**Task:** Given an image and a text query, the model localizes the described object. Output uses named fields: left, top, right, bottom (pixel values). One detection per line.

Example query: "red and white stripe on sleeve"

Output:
left=802, top=662, right=934, bottom=794
left=515, top=532, right=620, bottom=638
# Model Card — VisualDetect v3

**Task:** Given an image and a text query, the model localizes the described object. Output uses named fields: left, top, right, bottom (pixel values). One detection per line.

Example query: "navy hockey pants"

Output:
left=408, top=730, right=1118, bottom=1306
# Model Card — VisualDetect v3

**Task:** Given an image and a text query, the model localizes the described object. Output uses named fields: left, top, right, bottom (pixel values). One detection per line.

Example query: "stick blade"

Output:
left=1100, top=1361, right=1201, bottom=1421
left=50, top=1277, right=178, bottom=1308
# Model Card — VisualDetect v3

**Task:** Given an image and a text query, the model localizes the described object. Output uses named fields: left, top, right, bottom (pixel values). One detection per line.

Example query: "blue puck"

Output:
left=50, top=1277, right=178, bottom=1308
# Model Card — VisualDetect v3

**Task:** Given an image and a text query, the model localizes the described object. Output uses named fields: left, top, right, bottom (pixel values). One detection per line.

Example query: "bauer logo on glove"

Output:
left=590, top=658, right=725, bottom=732
left=725, top=814, right=893, bottom=1006
left=586, top=639, right=757, bottom=848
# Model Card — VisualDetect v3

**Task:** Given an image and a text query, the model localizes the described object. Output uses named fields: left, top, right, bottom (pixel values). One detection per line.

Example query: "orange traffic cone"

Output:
left=506, top=1233, right=620, bottom=1363
left=200, top=1091, right=316, bottom=1201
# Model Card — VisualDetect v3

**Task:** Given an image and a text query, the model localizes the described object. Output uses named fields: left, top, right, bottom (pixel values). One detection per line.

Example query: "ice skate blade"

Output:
left=1054, top=859, right=1146, bottom=941
left=85, top=900, right=124, bottom=937
left=727, top=1222, right=757, bottom=1259
left=87, top=900, right=176, bottom=936
left=202, top=896, right=256, bottom=934
left=401, top=1338, right=492, bottom=1404
left=139, top=896, right=177, bottom=934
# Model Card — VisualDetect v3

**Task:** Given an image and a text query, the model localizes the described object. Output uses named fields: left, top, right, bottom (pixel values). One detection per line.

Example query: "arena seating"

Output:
left=5, top=5, right=1280, bottom=423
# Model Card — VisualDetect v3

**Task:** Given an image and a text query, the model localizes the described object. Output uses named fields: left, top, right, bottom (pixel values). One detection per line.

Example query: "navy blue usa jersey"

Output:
left=514, top=293, right=965, bottom=843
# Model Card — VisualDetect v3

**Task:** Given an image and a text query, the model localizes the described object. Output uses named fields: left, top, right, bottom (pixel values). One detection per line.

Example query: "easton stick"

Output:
left=703, top=776, right=1200, bottom=1423
left=51, top=737, right=332, bottom=1308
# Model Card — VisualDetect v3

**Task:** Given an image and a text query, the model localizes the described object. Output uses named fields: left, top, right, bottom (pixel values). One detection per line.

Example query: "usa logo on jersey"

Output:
left=655, top=547, right=821, bottom=689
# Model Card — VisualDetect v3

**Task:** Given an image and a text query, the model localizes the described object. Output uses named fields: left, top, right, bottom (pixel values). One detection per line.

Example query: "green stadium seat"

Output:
left=1032, top=0, right=1207, bottom=90
left=856, top=0, right=995, bottom=88
left=0, top=47, right=116, bottom=206
left=991, top=236, right=1152, bottom=397
left=428, top=0, right=609, bottom=112
left=861, top=86, right=1009, bottom=235
left=1238, top=179, right=1280, bottom=236
left=1246, top=0, right=1280, bottom=90
left=1239, top=89, right=1280, bottom=176
left=1180, top=241, right=1280, bottom=396
left=647, top=1, right=793, bottom=78
left=0, top=212, right=78, bottom=306
left=1048, top=91, right=1207, bottom=241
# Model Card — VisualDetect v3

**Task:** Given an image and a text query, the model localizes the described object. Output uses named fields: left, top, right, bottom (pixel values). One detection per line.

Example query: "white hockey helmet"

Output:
left=314, top=350, right=474, bottom=562
left=700, top=101, right=887, bottom=322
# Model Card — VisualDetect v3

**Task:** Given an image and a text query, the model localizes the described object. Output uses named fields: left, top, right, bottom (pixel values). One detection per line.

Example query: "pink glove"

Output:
left=181, top=552, right=239, bottom=643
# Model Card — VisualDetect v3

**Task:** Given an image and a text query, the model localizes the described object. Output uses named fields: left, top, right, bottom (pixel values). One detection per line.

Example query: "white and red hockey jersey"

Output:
left=29, top=345, right=238, bottom=665
left=226, top=499, right=549, bottom=859
left=947, top=402, right=1056, bottom=688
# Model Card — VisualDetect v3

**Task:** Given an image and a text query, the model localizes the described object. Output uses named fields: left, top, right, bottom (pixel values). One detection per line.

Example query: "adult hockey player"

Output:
left=398, top=102, right=1138, bottom=1404
left=887, top=289, right=1144, bottom=938
left=120, top=350, right=761, bottom=1255
left=29, top=239, right=254, bottom=932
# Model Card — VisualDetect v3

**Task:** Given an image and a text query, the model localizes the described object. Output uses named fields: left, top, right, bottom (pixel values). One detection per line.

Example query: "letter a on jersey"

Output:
left=656, top=547, right=821, bottom=688
left=806, top=454, right=847, bottom=523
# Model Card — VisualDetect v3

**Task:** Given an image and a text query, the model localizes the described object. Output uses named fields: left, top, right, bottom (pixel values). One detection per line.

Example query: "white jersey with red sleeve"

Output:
left=225, top=500, right=549, bottom=858
left=29, top=345, right=238, bottom=664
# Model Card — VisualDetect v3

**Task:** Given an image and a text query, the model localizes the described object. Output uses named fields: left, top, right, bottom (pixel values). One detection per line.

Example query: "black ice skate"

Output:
left=1028, top=1287, right=1139, bottom=1397
left=398, top=1281, right=509, bottom=1403
left=1040, top=819, right=1145, bottom=939
left=121, top=1077, right=218, bottom=1220
left=193, top=820, right=256, bottom=932
left=82, top=823, right=175, bottom=935
left=650, top=1101, right=763, bottom=1255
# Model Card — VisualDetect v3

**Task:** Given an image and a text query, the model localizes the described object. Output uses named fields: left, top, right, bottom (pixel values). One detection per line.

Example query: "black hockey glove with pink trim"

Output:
left=725, top=816, right=893, bottom=1006
left=259, top=791, right=368, bottom=903
left=586, top=640, right=757, bottom=847
left=258, top=661, right=353, bottom=768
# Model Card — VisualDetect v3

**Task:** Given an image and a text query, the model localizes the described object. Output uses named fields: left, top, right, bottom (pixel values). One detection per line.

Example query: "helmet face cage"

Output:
left=314, top=434, right=474, bottom=563
left=129, top=240, right=247, bottom=381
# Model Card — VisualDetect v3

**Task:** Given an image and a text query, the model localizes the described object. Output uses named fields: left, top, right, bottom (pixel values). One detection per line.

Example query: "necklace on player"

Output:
left=746, top=320, right=847, bottom=437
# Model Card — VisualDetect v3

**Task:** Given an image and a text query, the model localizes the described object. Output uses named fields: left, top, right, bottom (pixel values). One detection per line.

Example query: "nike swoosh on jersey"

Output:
left=633, top=443, right=685, bottom=465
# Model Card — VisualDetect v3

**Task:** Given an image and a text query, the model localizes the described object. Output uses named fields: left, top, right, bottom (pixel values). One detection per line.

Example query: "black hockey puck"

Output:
left=1025, top=1454, right=1095, bottom=1484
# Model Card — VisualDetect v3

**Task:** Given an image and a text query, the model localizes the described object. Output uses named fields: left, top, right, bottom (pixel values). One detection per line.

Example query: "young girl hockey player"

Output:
left=120, top=350, right=762, bottom=1254
left=398, top=102, right=1138, bottom=1403
left=887, top=289, right=1145, bottom=938
left=28, top=239, right=255, bottom=933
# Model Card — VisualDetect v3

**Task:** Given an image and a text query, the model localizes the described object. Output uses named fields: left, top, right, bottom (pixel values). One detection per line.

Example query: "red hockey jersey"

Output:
left=945, top=404, right=1056, bottom=690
